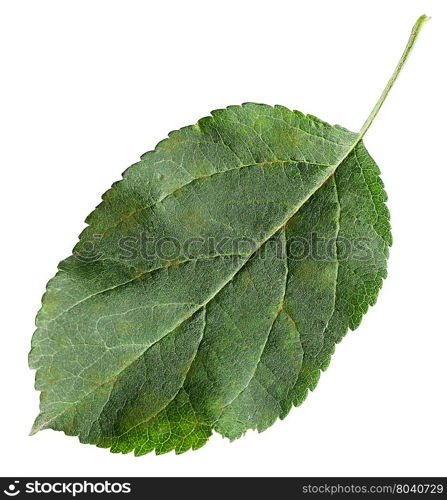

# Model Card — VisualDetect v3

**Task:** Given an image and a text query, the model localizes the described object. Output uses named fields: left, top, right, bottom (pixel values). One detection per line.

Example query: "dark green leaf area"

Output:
left=30, top=104, right=390, bottom=454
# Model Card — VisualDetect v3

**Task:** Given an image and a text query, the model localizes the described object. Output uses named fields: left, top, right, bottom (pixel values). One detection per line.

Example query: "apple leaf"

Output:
left=29, top=16, right=428, bottom=455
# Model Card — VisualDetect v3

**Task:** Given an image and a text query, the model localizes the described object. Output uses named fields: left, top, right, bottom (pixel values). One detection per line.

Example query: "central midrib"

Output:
left=34, top=134, right=363, bottom=435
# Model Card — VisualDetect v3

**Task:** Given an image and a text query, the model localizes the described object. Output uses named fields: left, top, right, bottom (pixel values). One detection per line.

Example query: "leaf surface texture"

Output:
left=30, top=104, right=391, bottom=454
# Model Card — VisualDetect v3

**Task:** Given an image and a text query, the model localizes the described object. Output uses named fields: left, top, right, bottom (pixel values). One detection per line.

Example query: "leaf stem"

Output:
left=357, top=14, right=430, bottom=140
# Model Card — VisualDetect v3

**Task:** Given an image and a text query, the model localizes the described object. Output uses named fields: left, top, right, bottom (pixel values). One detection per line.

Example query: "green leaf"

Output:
left=29, top=15, right=428, bottom=455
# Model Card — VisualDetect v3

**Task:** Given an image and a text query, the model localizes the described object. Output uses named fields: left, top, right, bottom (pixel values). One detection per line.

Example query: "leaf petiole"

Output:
left=358, top=14, right=430, bottom=141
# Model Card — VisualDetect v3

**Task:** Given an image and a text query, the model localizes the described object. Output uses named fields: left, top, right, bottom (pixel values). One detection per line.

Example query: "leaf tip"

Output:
left=29, top=424, right=39, bottom=436
left=29, top=414, right=49, bottom=436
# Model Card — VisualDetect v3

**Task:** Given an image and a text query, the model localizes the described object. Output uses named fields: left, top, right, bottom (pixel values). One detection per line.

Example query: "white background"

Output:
left=1, top=0, right=446, bottom=477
